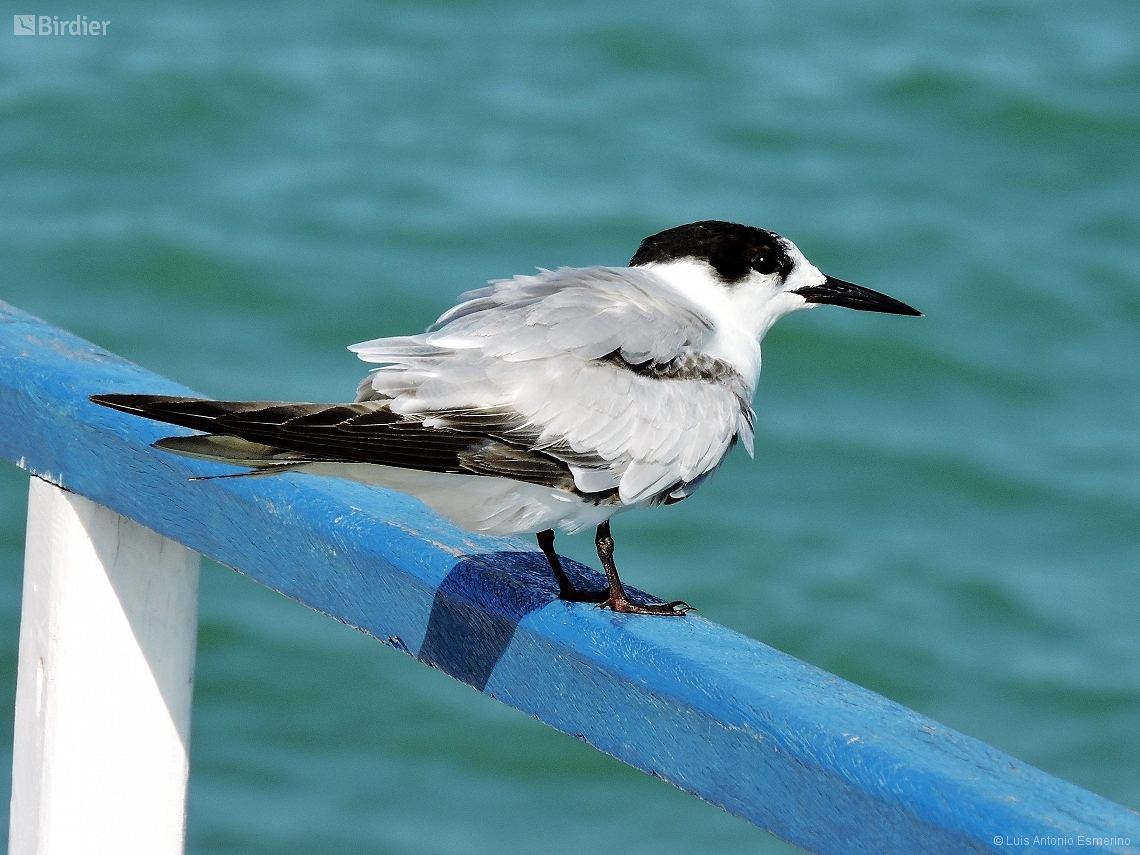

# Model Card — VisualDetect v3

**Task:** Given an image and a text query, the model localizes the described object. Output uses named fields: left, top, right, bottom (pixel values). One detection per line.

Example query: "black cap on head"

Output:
left=630, top=221, right=794, bottom=284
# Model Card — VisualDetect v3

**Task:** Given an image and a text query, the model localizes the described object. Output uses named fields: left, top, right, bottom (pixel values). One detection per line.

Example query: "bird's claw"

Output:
left=598, top=596, right=693, bottom=616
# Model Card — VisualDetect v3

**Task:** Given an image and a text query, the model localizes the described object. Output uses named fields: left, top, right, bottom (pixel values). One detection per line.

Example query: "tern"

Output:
left=93, top=221, right=920, bottom=615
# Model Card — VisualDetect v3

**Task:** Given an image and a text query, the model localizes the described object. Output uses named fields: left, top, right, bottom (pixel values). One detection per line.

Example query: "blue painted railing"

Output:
left=1, top=298, right=1137, bottom=855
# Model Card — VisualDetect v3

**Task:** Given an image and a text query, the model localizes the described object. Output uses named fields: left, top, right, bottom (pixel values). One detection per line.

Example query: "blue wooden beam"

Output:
left=1, top=298, right=1137, bottom=855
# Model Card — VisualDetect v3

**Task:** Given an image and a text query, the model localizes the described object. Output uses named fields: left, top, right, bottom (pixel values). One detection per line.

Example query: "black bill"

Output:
left=793, top=276, right=922, bottom=316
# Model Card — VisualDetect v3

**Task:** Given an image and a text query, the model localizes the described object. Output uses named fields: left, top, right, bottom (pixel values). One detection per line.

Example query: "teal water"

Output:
left=2, top=2, right=1138, bottom=852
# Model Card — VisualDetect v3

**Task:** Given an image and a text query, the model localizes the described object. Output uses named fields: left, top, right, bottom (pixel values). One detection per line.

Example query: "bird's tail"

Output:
left=90, top=394, right=311, bottom=473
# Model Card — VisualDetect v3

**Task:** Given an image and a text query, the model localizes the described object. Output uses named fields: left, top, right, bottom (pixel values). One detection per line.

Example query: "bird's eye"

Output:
left=753, top=254, right=779, bottom=275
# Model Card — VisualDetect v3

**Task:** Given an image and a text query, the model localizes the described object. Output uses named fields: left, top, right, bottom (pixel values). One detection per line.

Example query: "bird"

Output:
left=92, top=220, right=920, bottom=616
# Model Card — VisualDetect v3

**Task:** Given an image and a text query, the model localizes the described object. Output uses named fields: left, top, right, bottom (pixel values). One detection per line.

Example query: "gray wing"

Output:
left=350, top=267, right=754, bottom=505
left=429, top=266, right=714, bottom=364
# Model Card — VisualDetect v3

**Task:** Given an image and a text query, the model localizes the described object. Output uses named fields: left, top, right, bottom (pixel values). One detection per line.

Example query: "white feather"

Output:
left=297, top=463, right=620, bottom=535
left=343, top=262, right=797, bottom=530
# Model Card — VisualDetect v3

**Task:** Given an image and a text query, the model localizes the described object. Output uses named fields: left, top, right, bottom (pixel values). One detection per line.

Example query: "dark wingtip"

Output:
left=89, top=393, right=210, bottom=417
left=90, top=393, right=149, bottom=414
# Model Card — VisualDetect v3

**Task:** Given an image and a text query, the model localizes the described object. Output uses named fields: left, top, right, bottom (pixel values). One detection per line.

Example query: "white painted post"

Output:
left=9, top=477, right=200, bottom=855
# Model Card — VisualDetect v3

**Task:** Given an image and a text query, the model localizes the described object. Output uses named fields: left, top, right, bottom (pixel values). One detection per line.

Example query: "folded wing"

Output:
left=90, top=394, right=595, bottom=494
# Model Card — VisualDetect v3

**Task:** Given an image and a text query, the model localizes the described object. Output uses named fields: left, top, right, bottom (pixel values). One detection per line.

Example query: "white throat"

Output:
left=636, top=259, right=814, bottom=391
